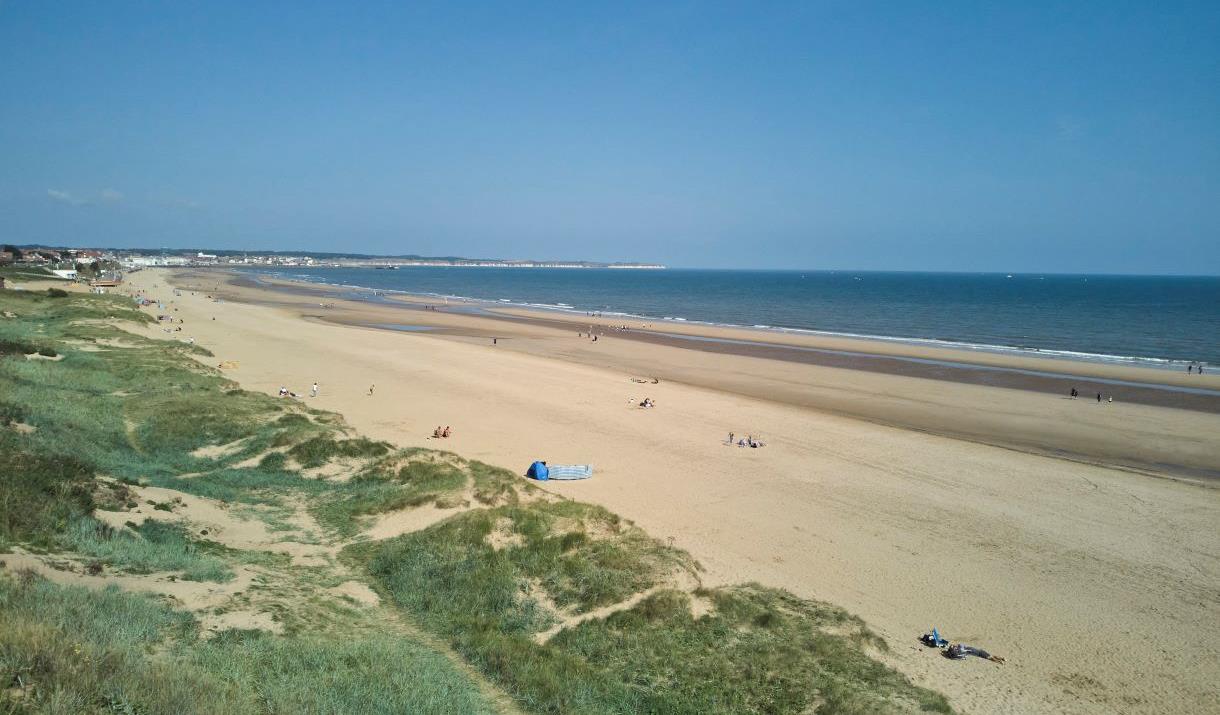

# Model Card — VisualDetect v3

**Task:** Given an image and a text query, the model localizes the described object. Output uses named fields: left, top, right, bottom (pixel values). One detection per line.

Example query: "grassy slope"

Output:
left=0, top=266, right=59, bottom=282
left=0, top=574, right=494, bottom=714
left=0, top=287, right=498, bottom=714
left=0, top=286, right=951, bottom=714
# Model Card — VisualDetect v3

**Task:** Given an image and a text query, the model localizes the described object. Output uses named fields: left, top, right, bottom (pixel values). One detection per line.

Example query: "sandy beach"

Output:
left=130, top=268, right=1219, bottom=714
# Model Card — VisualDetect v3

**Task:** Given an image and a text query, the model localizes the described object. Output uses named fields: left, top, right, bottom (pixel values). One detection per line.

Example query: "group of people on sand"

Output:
left=1069, top=387, right=1114, bottom=403
left=727, top=432, right=766, bottom=448
left=432, top=425, right=452, bottom=439
left=276, top=382, right=321, bottom=400
left=1187, top=363, right=1206, bottom=374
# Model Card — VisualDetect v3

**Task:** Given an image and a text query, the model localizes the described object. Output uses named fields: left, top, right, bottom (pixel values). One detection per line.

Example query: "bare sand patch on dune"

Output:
left=0, top=550, right=261, bottom=632
left=190, top=436, right=254, bottom=461
left=365, top=495, right=476, bottom=541
left=94, top=482, right=333, bottom=567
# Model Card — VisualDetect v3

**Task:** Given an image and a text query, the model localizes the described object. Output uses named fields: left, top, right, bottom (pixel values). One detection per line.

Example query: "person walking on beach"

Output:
left=728, top=432, right=734, bottom=445
left=368, top=384, right=375, bottom=396
left=1070, top=387, right=1077, bottom=399
left=1189, top=364, right=1194, bottom=374
left=1096, top=392, right=1102, bottom=403
left=310, top=382, right=319, bottom=398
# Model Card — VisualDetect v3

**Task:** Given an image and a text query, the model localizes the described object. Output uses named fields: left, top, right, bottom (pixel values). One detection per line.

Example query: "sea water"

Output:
left=246, top=267, right=1220, bottom=367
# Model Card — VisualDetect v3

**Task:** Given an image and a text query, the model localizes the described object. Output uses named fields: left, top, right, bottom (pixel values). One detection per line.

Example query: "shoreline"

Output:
left=241, top=267, right=1219, bottom=372
left=133, top=267, right=1220, bottom=714
left=239, top=268, right=1220, bottom=392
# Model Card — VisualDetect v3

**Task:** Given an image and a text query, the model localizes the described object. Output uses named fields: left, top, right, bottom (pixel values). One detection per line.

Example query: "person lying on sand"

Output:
left=945, top=643, right=1005, bottom=663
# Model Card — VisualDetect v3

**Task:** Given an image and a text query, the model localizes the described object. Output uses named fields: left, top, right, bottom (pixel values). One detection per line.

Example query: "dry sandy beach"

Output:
left=129, top=268, right=1218, bottom=715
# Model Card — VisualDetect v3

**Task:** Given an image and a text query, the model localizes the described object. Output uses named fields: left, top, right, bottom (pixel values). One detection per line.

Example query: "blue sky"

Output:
left=1, top=2, right=1217, bottom=272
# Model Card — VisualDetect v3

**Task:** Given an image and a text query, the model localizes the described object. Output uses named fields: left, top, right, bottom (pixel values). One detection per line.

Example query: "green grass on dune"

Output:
left=0, top=265, right=58, bottom=282
left=313, top=455, right=472, bottom=535
left=0, top=574, right=233, bottom=715
left=354, top=502, right=951, bottom=715
left=0, top=574, right=496, bottom=714
left=0, top=442, right=94, bottom=550
left=548, top=586, right=951, bottom=715
left=287, top=435, right=391, bottom=468
left=62, top=518, right=233, bottom=582
left=367, top=500, right=688, bottom=629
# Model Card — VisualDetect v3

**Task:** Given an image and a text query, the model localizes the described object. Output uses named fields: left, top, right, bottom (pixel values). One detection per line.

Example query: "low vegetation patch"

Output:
left=288, top=435, right=391, bottom=468
left=0, top=338, right=46, bottom=357
left=551, top=586, right=952, bottom=714
left=0, top=441, right=94, bottom=550
left=0, top=264, right=55, bottom=281
left=313, top=455, right=473, bottom=535
left=0, top=574, right=496, bottom=714
left=0, top=400, right=27, bottom=426
left=62, top=517, right=233, bottom=581
left=354, top=501, right=950, bottom=714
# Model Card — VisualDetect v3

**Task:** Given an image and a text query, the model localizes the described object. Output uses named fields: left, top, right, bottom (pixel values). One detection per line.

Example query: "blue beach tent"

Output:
left=526, top=461, right=593, bottom=480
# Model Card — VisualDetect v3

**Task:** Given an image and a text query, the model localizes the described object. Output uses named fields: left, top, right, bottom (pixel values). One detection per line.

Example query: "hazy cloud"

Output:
left=47, top=188, right=88, bottom=206
left=100, top=188, right=124, bottom=201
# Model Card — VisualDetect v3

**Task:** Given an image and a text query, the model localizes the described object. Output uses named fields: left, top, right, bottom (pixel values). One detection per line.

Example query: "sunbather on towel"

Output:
left=946, top=643, right=1005, bottom=663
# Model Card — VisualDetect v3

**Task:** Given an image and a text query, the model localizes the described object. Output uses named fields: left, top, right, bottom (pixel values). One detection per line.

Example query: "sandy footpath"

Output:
left=123, top=269, right=1218, bottom=715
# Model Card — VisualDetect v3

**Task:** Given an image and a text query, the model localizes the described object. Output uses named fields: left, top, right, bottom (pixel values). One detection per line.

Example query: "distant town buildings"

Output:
left=0, top=245, right=665, bottom=271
